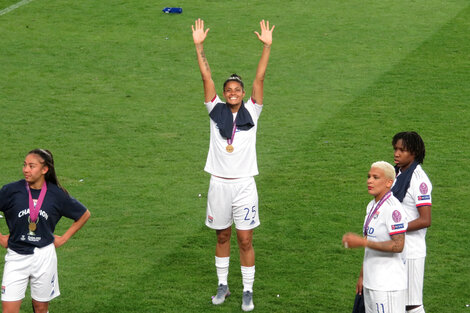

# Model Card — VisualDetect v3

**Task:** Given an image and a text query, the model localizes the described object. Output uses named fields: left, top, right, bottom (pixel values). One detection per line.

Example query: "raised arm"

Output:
left=192, top=19, right=216, bottom=102
left=252, top=20, right=275, bottom=104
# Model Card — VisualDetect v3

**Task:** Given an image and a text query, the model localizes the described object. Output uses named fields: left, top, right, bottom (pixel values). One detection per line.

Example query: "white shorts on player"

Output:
left=1, top=243, right=60, bottom=302
left=364, top=288, right=406, bottom=313
left=406, top=258, right=425, bottom=306
left=206, top=176, right=260, bottom=230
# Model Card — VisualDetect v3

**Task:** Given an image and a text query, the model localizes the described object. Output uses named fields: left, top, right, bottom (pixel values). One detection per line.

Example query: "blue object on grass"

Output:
left=162, top=7, right=182, bottom=14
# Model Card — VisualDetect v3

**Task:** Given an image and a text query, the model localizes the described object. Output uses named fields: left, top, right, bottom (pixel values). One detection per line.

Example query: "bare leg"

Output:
left=32, top=299, right=49, bottom=313
left=236, top=229, right=254, bottom=266
left=2, top=300, right=22, bottom=313
left=216, top=227, right=232, bottom=257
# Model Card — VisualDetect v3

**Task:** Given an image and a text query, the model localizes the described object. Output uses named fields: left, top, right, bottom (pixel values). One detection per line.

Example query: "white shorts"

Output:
left=206, top=176, right=260, bottom=230
left=364, top=288, right=406, bottom=313
left=2, top=243, right=60, bottom=302
left=406, top=257, right=425, bottom=306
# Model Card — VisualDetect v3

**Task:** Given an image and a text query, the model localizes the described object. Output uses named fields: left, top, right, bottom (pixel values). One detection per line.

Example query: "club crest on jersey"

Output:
left=208, top=215, right=214, bottom=223
left=418, top=195, right=430, bottom=201
left=1, top=286, right=5, bottom=294
left=392, top=210, right=402, bottom=223
left=373, top=211, right=380, bottom=219
left=419, top=182, right=428, bottom=194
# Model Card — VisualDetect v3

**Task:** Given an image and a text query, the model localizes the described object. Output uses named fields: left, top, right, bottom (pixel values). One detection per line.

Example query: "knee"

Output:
left=237, top=236, right=253, bottom=252
left=216, top=230, right=231, bottom=245
left=32, top=300, right=49, bottom=313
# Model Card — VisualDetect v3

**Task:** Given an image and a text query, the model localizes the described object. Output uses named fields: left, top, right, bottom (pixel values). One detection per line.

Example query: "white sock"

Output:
left=407, top=306, right=425, bottom=313
left=215, top=256, right=230, bottom=286
left=241, top=265, right=255, bottom=292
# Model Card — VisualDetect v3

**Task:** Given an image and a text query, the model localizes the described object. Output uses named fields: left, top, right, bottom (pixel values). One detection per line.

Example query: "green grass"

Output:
left=1, top=0, right=469, bottom=312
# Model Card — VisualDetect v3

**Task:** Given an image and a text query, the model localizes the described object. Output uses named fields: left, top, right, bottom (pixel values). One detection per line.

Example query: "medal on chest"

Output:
left=226, top=116, right=237, bottom=153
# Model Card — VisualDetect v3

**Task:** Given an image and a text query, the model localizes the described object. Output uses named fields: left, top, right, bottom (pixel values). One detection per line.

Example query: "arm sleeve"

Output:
left=410, top=177, right=432, bottom=207
left=60, top=194, right=88, bottom=221
left=0, top=185, right=10, bottom=213
left=388, top=206, right=408, bottom=235
left=205, top=95, right=221, bottom=113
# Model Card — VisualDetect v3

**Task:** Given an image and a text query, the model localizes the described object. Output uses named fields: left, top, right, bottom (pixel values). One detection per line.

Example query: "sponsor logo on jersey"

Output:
left=418, top=195, right=430, bottom=201
left=27, top=236, right=41, bottom=242
left=208, top=215, right=214, bottom=223
left=391, top=223, right=404, bottom=230
left=419, top=182, right=428, bottom=194
left=392, top=210, right=402, bottom=223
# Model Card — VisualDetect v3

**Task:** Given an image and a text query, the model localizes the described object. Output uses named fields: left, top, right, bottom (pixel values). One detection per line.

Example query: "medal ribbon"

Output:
left=226, top=115, right=238, bottom=146
left=25, top=181, right=47, bottom=223
left=363, top=191, right=391, bottom=236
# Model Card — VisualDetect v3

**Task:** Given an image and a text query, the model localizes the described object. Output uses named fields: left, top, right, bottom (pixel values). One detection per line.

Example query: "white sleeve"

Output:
left=204, top=95, right=222, bottom=113
left=245, top=97, right=263, bottom=119
left=410, top=172, right=432, bottom=207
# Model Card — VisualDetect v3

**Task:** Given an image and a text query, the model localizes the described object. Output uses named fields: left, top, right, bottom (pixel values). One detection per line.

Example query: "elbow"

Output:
left=83, top=210, right=91, bottom=222
left=393, top=243, right=404, bottom=253
left=422, top=217, right=431, bottom=228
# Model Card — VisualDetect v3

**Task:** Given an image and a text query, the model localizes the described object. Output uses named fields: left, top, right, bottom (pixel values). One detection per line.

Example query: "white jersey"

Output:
left=395, top=164, right=432, bottom=259
left=363, top=195, right=408, bottom=291
left=204, top=95, right=262, bottom=178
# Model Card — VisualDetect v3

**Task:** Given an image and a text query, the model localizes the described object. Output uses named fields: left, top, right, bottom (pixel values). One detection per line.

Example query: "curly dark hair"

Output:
left=392, top=131, right=426, bottom=164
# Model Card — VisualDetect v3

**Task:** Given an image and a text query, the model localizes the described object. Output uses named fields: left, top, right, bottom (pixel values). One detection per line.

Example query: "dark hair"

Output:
left=392, top=131, right=426, bottom=164
left=223, top=74, right=244, bottom=91
left=28, top=149, right=68, bottom=194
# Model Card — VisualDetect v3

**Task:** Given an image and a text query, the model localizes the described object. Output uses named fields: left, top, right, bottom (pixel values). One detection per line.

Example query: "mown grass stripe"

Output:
left=0, top=0, right=34, bottom=16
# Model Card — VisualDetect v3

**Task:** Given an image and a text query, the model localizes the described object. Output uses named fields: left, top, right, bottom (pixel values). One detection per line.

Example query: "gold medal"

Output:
left=226, top=144, right=234, bottom=153
left=29, top=222, right=37, bottom=232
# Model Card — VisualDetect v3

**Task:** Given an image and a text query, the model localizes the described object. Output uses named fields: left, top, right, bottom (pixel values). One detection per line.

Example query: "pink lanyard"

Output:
left=363, top=191, right=391, bottom=236
left=227, top=116, right=237, bottom=146
left=25, top=181, right=47, bottom=222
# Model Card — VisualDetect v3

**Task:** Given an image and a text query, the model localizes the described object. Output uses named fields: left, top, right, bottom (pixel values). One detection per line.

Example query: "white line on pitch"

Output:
left=0, top=0, right=35, bottom=16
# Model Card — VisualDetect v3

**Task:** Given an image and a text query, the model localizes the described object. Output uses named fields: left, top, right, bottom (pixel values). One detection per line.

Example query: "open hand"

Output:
left=254, top=20, right=275, bottom=46
left=192, top=18, right=210, bottom=45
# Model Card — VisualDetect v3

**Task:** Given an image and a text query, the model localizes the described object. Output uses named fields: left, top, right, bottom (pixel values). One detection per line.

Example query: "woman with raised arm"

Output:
left=0, top=149, right=90, bottom=313
left=192, top=18, right=274, bottom=312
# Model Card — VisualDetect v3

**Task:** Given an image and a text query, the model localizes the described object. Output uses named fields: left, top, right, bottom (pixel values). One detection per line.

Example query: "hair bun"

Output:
left=230, top=74, right=242, bottom=81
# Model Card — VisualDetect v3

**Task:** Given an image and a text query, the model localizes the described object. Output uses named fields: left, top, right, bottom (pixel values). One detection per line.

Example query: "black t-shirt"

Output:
left=0, top=180, right=88, bottom=254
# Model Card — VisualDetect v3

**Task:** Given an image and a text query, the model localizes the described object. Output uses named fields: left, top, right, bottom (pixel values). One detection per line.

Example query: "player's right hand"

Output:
left=192, top=18, right=210, bottom=45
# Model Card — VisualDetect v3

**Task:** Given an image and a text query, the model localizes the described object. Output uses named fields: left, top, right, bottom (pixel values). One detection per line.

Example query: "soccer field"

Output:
left=0, top=0, right=469, bottom=312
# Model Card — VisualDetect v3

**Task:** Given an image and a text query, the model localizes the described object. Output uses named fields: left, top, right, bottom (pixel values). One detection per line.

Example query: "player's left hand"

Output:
left=254, top=20, right=275, bottom=46
left=54, top=235, right=66, bottom=248
left=342, top=233, right=367, bottom=248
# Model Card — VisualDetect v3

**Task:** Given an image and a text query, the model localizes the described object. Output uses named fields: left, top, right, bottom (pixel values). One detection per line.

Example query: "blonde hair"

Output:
left=371, top=161, right=396, bottom=180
